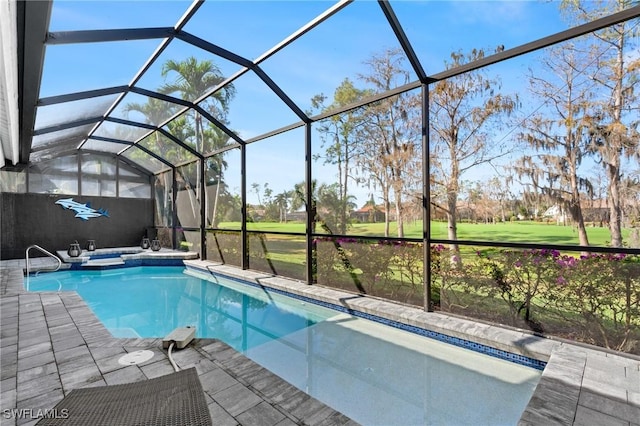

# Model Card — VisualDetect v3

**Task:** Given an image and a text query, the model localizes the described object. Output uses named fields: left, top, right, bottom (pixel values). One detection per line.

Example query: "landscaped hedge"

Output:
left=435, top=247, right=640, bottom=354
left=315, top=237, right=425, bottom=306
left=313, top=238, right=640, bottom=354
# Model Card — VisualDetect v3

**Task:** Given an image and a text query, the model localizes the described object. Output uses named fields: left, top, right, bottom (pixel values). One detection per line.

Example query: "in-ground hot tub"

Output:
left=55, top=246, right=199, bottom=269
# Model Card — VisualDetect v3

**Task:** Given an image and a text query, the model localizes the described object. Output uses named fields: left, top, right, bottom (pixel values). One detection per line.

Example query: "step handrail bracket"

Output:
left=26, top=244, right=62, bottom=277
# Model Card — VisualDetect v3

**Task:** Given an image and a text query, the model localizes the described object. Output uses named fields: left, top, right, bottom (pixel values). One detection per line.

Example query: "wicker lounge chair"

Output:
left=36, top=367, right=212, bottom=425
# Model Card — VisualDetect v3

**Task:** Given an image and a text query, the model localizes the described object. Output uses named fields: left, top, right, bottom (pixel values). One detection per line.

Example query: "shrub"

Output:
left=433, top=248, right=640, bottom=354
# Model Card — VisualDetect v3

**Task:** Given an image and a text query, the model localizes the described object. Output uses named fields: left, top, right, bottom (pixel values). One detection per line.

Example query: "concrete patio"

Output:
left=1, top=258, right=639, bottom=425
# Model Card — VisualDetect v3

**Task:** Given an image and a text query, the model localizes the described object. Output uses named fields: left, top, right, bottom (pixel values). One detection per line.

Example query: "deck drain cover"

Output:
left=118, top=350, right=154, bottom=365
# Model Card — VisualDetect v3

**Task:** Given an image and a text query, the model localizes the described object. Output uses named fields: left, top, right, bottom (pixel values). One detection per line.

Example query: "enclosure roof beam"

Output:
left=77, top=1, right=205, bottom=157
left=429, top=4, right=640, bottom=82
left=175, top=32, right=253, bottom=68
left=89, top=135, right=174, bottom=170
left=176, top=31, right=310, bottom=123
left=17, top=0, right=52, bottom=163
left=254, top=0, right=352, bottom=65
left=129, top=86, right=246, bottom=146
left=38, top=86, right=128, bottom=106
left=251, top=65, right=310, bottom=123
left=378, top=0, right=434, bottom=84
left=33, top=116, right=103, bottom=136
left=45, top=27, right=176, bottom=45
left=104, top=116, right=201, bottom=160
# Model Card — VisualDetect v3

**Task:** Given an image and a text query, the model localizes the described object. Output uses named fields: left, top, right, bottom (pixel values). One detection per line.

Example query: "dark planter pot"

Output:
left=141, top=238, right=150, bottom=249
left=67, top=243, right=81, bottom=258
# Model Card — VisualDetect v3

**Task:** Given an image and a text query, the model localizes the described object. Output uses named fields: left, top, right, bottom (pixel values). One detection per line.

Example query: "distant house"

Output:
left=287, top=210, right=307, bottom=222
left=543, top=199, right=611, bottom=225
left=351, top=204, right=385, bottom=223
left=542, top=205, right=567, bottom=223
left=582, top=199, right=609, bottom=224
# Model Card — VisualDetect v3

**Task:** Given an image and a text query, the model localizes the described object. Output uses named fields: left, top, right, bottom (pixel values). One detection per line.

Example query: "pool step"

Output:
left=81, top=258, right=125, bottom=267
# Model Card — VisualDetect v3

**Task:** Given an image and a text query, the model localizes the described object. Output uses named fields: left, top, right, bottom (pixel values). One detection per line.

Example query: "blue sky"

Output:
left=41, top=0, right=574, bottom=205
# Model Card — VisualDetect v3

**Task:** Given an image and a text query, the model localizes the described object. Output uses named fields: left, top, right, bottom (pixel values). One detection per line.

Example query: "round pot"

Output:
left=141, top=237, right=150, bottom=249
left=67, top=243, right=81, bottom=258
left=151, top=239, right=161, bottom=251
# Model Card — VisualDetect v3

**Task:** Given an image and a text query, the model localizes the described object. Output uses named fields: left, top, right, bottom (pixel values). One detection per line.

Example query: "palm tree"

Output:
left=317, top=183, right=357, bottom=233
left=274, top=190, right=293, bottom=223
left=206, top=138, right=230, bottom=227
left=160, top=57, right=236, bottom=227
left=291, top=180, right=356, bottom=234
left=124, top=97, right=175, bottom=127
left=159, top=56, right=235, bottom=154
left=124, top=97, right=179, bottom=160
left=124, top=98, right=180, bottom=225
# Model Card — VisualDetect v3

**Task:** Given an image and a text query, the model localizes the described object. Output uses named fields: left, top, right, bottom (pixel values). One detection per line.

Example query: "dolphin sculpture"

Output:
left=55, top=198, right=109, bottom=221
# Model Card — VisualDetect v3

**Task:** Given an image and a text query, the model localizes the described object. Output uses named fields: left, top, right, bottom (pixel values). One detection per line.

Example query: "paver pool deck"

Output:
left=1, top=256, right=639, bottom=425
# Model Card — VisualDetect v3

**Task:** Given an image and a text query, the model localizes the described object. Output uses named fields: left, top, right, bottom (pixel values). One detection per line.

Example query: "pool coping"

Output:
left=184, top=259, right=640, bottom=426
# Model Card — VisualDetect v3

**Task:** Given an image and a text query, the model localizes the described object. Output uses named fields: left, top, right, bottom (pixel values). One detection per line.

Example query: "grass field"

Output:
left=225, top=220, right=630, bottom=247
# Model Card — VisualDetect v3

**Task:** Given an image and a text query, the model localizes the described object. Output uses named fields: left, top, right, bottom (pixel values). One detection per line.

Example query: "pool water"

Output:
left=26, top=266, right=330, bottom=347
left=26, top=266, right=542, bottom=425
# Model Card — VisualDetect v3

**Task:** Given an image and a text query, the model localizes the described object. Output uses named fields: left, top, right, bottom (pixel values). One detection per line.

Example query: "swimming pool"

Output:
left=26, top=266, right=542, bottom=425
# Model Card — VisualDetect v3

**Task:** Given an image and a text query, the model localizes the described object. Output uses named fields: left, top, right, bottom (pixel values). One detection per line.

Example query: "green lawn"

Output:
left=220, top=220, right=628, bottom=247
left=428, top=220, right=624, bottom=247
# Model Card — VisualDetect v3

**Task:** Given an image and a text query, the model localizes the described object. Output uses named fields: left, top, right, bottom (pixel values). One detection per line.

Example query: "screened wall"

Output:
left=3, top=0, right=640, bottom=353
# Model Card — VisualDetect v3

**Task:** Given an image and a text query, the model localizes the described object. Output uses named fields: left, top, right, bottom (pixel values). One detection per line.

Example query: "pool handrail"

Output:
left=26, top=244, right=62, bottom=276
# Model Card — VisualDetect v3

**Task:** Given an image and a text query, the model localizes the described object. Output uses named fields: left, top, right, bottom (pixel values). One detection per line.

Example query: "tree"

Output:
left=514, top=161, right=547, bottom=220
left=206, top=151, right=229, bottom=227
left=487, top=176, right=513, bottom=222
left=316, top=183, right=357, bottom=233
left=124, top=98, right=185, bottom=225
left=160, top=56, right=235, bottom=154
left=310, top=78, right=369, bottom=234
left=430, top=48, right=518, bottom=257
left=249, top=182, right=267, bottom=221
left=620, top=175, right=640, bottom=243
left=124, top=97, right=179, bottom=161
left=289, top=179, right=355, bottom=232
left=463, top=180, right=484, bottom=223
left=219, top=193, right=242, bottom=222
left=563, top=0, right=640, bottom=247
left=356, top=48, right=422, bottom=238
left=124, top=96, right=176, bottom=126
left=273, top=190, right=293, bottom=223
left=160, top=56, right=236, bottom=227
left=515, top=42, right=595, bottom=246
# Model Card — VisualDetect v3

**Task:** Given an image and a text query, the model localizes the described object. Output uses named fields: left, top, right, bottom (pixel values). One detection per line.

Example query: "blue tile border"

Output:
left=82, top=252, right=126, bottom=260
left=190, top=265, right=547, bottom=371
left=66, top=258, right=185, bottom=270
